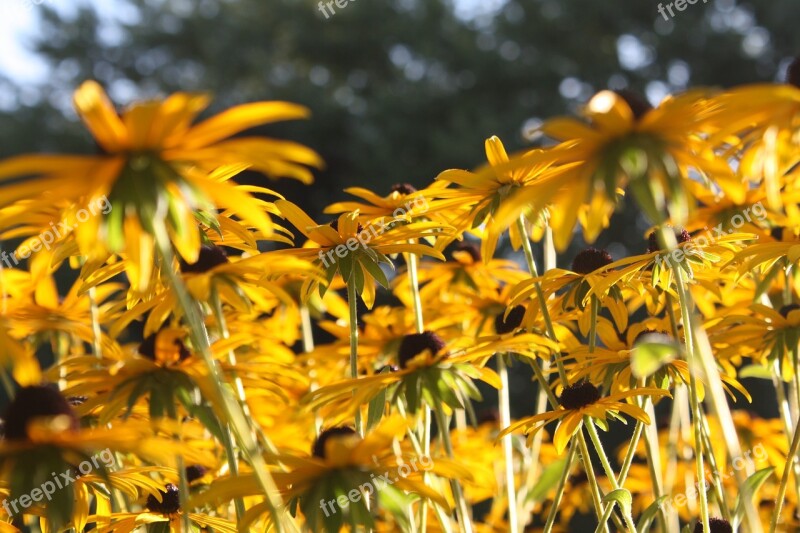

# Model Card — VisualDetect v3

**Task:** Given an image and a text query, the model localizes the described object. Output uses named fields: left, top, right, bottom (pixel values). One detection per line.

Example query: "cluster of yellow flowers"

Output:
left=0, top=60, right=798, bottom=532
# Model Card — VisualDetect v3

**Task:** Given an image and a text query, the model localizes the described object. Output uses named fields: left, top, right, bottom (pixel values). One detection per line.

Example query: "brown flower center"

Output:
left=693, top=517, right=732, bottom=533
left=146, top=483, right=181, bottom=514
left=647, top=229, right=691, bottom=253
left=312, top=426, right=358, bottom=459
left=613, top=89, right=653, bottom=121
left=2, top=385, right=79, bottom=440
left=558, top=381, right=601, bottom=410
left=397, top=331, right=446, bottom=368
left=179, top=245, right=229, bottom=274
left=495, top=306, right=526, bottom=334
left=390, top=183, right=417, bottom=195
left=571, top=247, right=613, bottom=275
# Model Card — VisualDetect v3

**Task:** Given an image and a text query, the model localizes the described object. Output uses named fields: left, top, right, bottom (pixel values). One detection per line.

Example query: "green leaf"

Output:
left=636, top=495, right=670, bottom=531
left=631, top=334, right=680, bottom=378
left=526, top=457, right=568, bottom=504
left=366, top=377, right=388, bottom=431
left=738, top=364, right=773, bottom=380
left=733, top=467, right=774, bottom=528
left=602, top=488, right=633, bottom=521
left=359, top=255, right=390, bottom=288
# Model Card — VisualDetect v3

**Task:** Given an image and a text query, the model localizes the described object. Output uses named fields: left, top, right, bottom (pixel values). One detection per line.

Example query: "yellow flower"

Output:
left=431, top=135, right=577, bottom=260
left=0, top=81, right=321, bottom=290
left=491, top=90, right=743, bottom=250
left=499, top=380, right=669, bottom=454
left=274, top=200, right=448, bottom=308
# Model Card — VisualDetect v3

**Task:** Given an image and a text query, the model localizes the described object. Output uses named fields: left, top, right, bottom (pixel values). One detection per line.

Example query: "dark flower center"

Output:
left=647, top=229, right=692, bottom=253
left=558, top=381, right=601, bottom=410
left=2, top=385, right=79, bottom=440
left=397, top=331, right=446, bottom=368
left=312, top=426, right=358, bottom=459
left=146, top=483, right=181, bottom=514
left=477, top=408, right=500, bottom=425
left=185, top=465, right=207, bottom=483
left=571, top=248, right=613, bottom=275
left=779, top=304, right=800, bottom=318
left=138, top=331, right=191, bottom=363
left=390, top=183, right=417, bottom=195
left=693, top=517, right=733, bottom=533
left=787, top=57, right=800, bottom=88
left=613, top=89, right=653, bottom=121
left=771, top=226, right=786, bottom=241
left=495, top=306, right=526, bottom=334
left=329, top=219, right=364, bottom=234
left=179, top=245, right=229, bottom=274
left=452, top=241, right=482, bottom=263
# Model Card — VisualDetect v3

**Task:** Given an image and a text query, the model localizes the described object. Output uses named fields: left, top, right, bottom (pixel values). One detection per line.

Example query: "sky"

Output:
left=0, top=0, right=511, bottom=84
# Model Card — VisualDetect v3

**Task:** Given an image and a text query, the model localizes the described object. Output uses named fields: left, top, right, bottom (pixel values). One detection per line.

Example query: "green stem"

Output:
left=770, top=410, right=800, bottom=532
left=662, top=228, right=762, bottom=533
left=300, top=304, right=322, bottom=437
left=432, top=403, right=474, bottom=533
left=497, top=354, right=519, bottom=533
left=516, top=217, right=568, bottom=384
left=346, top=280, right=363, bottom=436
left=585, top=419, right=636, bottom=532
left=543, top=441, right=578, bottom=533
left=576, top=430, right=610, bottom=533
left=588, top=295, right=599, bottom=352
left=407, top=252, right=432, bottom=532
left=154, top=226, right=291, bottom=533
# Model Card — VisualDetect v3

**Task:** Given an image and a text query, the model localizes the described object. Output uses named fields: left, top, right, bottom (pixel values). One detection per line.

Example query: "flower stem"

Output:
left=346, top=280, right=363, bottom=436
left=770, top=409, right=800, bottom=532
left=516, top=217, right=568, bottom=383
left=154, top=226, right=291, bottom=533
left=661, top=228, right=762, bottom=533
left=497, top=354, right=519, bottom=533
left=432, top=403, right=474, bottom=533
left=543, top=440, right=577, bottom=532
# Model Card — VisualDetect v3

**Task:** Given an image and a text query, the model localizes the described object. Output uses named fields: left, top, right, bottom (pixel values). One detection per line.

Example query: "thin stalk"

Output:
left=516, top=217, right=567, bottom=383
left=497, top=354, right=519, bottom=533
left=406, top=252, right=432, bottom=532
left=154, top=227, right=291, bottom=533
left=595, top=419, right=644, bottom=528
left=543, top=441, right=578, bottom=532
left=576, top=430, right=610, bottom=533
left=770, top=408, right=800, bottom=532
left=519, top=225, right=556, bottom=522
left=585, top=419, right=636, bottom=532
left=662, top=229, right=761, bottom=533
left=432, top=403, right=474, bottom=533
left=346, top=281, right=363, bottom=435
left=300, top=304, right=322, bottom=436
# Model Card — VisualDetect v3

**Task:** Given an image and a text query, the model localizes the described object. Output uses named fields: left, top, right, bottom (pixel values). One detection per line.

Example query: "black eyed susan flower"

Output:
left=499, top=380, right=669, bottom=454
left=508, top=246, right=630, bottom=334
left=491, top=89, right=743, bottom=250
left=189, top=417, right=466, bottom=532
left=0, top=81, right=321, bottom=290
left=274, top=201, right=448, bottom=308
left=305, top=330, right=505, bottom=421
left=0, top=385, right=210, bottom=531
left=431, top=135, right=578, bottom=260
